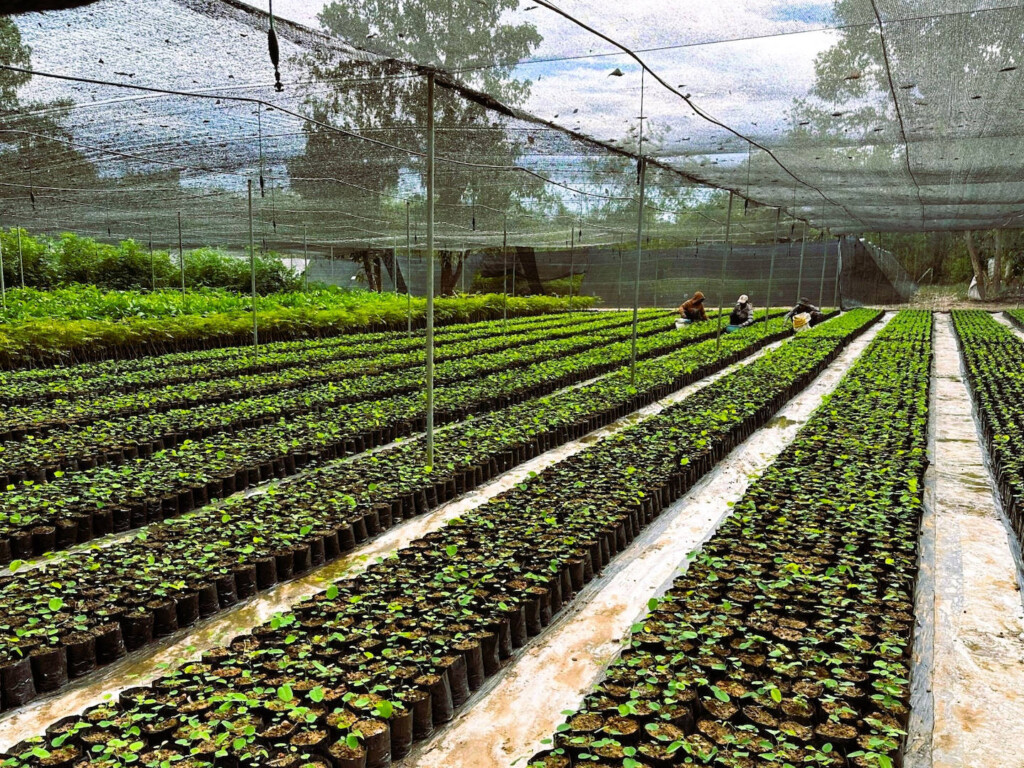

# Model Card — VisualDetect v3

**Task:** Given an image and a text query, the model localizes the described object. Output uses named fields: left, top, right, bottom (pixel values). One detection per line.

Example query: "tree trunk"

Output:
left=439, top=251, right=464, bottom=296
left=381, top=250, right=407, bottom=293
left=360, top=252, right=381, bottom=292
left=993, top=229, right=1003, bottom=297
left=965, top=230, right=987, bottom=300
left=517, top=248, right=546, bottom=295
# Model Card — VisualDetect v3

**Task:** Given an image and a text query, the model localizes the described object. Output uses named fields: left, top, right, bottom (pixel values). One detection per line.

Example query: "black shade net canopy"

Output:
left=0, top=0, right=1021, bottom=264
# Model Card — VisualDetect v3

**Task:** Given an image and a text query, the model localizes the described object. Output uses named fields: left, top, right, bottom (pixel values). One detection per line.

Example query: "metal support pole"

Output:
left=249, top=180, right=258, bottom=352
left=765, top=208, right=780, bottom=333
left=0, top=234, right=6, bottom=311
left=425, top=73, right=436, bottom=467
left=796, top=224, right=807, bottom=301
left=617, top=235, right=624, bottom=309
left=833, top=239, right=842, bottom=310
left=653, top=255, right=659, bottom=307
left=715, top=192, right=734, bottom=355
left=178, top=211, right=186, bottom=300
left=393, top=239, right=399, bottom=294
left=303, top=226, right=309, bottom=291
left=17, top=228, right=24, bottom=289
left=406, top=202, right=412, bottom=336
left=629, top=158, right=647, bottom=385
left=568, top=224, right=575, bottom=310
left=502, top=214, right=508, bottom=327
left=818, top=239, right=828, bottom=309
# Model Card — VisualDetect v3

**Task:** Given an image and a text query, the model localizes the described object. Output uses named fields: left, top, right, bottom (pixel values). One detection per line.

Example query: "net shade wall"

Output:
left=301, top=237, right=909, bottom=308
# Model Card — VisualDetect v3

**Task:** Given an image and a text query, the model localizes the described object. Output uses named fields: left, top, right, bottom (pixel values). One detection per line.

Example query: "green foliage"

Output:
left=0, top=289, right=594, bottom=368
left=0, top=228, right=300, bottom=295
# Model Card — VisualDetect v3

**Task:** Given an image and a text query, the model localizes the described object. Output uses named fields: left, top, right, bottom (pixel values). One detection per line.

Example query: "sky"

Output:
left=237, top=0, right=843, bottom=154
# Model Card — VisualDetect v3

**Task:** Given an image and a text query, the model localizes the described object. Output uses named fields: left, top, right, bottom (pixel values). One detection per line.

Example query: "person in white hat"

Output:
left=727, top=294, right=755, bottom=331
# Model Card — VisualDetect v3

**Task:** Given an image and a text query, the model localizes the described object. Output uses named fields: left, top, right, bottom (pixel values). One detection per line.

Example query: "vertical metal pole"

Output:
left=178, top=211, right=186, bottom=300
left=818, top=239, right=828, bottom=309
left=17, top=228, right=24, bottom=289
left=393, top=239, right=399, bottom=294
left=765, top=208, right=780, bottom=333
left=502, top=213, right=508, bottom=327
left=406, top=202, right=412, bottom=336
left=833, top=239, right=842, bottom=310
left=796, top=223, right=807, bottom=301
left=249, top=180, right=258, bottom=352
left=303, top=226, right=309, bottom=291
left=568, top=223, right=575, bottom=310
left=617, top=234, right=624, bottom=309
left=629, top=158, right=647, bottom=385
left=0, top=234, right=6, bottom=311
left=715, top=192, right=734, bottom=355
left=653, top=255, right=659, bottom=307
left=425, top=72, right=436, bottom=468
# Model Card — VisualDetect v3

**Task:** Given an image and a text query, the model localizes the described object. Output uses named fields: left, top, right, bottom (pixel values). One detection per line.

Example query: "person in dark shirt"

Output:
left=785, top=298, right=825, bottom=327
left=728, top=294, right=755, bottom=330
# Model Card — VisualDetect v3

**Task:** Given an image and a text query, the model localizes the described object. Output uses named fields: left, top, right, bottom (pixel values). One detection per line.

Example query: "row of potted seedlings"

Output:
left=0, top=311, right=789, bottom=556
left=0, top=312, right=687, bottom=486
left=0, top=311, right=677, bottom=436
left=951, top=310, right=1024, bottom=550
left=0, top=310, right=877, bottom=768
left=0, top=312, right=870, bottom=710
left=0, top=304, right=600, bottom=393
left=1002, top=308, right=1024, bottom=335
left=0, top=310, right=673, bottom=406
left=527, top=310, right=932, bottom=768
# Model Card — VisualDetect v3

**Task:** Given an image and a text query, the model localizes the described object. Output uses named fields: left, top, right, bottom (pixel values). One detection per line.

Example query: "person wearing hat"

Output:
left=727, top=294, right=755, bottom=332
left=786, top=297, right=825, bottom=328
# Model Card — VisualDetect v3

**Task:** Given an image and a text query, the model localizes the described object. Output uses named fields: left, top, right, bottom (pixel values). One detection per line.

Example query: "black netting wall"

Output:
left=303, top=236, right=910, bottom=308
